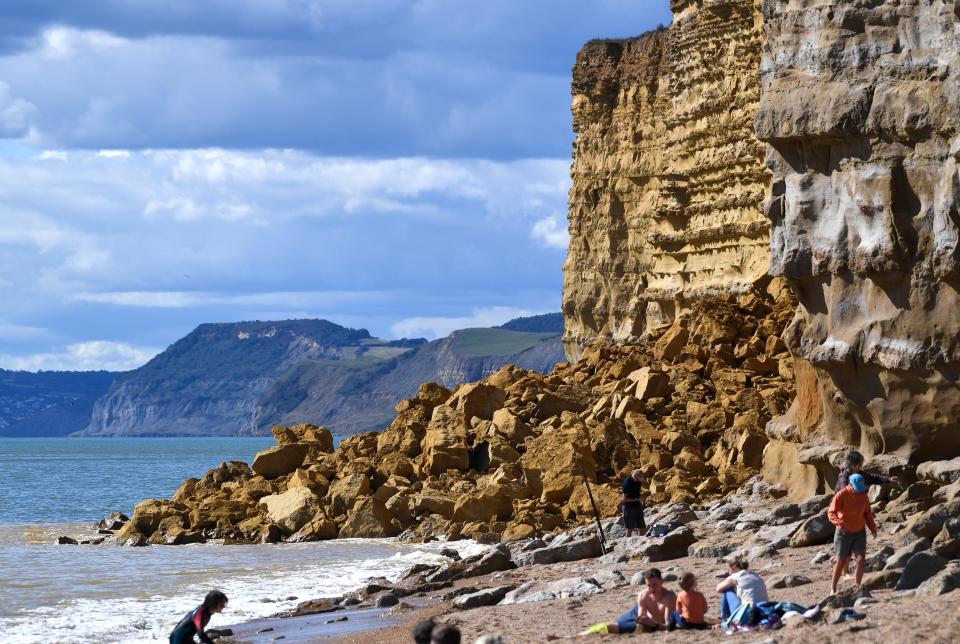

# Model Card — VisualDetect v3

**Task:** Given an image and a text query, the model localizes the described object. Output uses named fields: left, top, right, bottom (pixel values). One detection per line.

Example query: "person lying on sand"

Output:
left=169, top=590, right=227, bottom=644
left=581, top=568, right=676, bottom=634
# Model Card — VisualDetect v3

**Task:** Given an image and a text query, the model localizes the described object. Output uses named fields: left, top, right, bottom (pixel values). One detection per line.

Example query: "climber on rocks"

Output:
left=621, top=469, right=647, bottom=538
left=835, top=450, right=901, bottom=492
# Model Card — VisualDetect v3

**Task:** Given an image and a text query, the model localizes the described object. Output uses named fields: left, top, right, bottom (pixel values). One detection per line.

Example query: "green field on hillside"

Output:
left=450, top=328, right=559, bottom=358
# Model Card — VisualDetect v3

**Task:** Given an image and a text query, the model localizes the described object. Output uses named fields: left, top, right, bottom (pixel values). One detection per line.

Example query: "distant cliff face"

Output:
left=82, top=320, right=398, bottom=436
left=757, top=0, right=960, bottom=461
left=563, top=0, right=770, bottom=359
left=254, top=328, right=565, bottom=436
left=82, top=318, right=565, bottom=437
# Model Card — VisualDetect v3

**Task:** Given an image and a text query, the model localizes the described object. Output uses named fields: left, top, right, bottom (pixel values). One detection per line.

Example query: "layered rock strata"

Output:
left=563, top=0, right=771, bottom=359
left=113, top=290, right=799, bottom=546
left=757, top=0, right=960, bottom=467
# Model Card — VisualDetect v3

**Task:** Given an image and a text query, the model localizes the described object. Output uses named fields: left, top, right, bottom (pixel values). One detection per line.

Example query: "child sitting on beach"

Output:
left=169, top=590, right=227, bottom=644
left=668, top=572, right=708, bottom=630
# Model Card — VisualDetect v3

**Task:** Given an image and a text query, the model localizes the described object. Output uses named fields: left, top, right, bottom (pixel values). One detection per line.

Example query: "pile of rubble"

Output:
left=112, top=283, right=800, bottom=546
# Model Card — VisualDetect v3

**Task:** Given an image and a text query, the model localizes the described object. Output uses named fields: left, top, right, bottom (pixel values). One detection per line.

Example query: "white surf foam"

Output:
left=1, top=537, right=486, bottom=643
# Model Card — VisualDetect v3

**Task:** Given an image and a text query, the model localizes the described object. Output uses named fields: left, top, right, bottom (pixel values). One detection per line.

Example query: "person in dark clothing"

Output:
left=412, top=618, right=437, bottom=644
left=621, top=469, right=647, bottom=537
left=834, top=450, right=901, bottom=492
left=430, top=623, right=461, bottom=644
left=170, top=590, right=227, bottom=644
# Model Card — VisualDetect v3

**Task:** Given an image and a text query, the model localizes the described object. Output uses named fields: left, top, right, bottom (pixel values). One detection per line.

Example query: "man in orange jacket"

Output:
left=827, top=473, right=877, bottom=594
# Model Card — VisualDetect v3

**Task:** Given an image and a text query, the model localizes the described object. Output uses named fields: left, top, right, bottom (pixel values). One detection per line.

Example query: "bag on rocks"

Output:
left=648, top=524, right=670, bottom=537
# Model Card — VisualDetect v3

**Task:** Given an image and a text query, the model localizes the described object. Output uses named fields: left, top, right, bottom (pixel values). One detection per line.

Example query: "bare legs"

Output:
left=831, top=555, right=850, bottom=594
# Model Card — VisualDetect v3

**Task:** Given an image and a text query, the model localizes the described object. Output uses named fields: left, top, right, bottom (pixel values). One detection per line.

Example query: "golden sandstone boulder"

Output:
left=324, top=472, right=370, bottom=516
left=339, top=497, right=400, bottom=538
left=272, top=423, right=334, bottom=452
left=258, top=487, right=321, bottom=534
left=252, top=444, right=308, bottom=479
left=421, top=407, right=470, bottom=475
left=521, top=420, right=597, bottom=504
left=448, top=382, right=506, bottom=421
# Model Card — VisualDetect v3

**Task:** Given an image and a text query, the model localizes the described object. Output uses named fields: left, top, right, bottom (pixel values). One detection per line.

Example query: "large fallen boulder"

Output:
left=895, top=553, right=949, bottom=591
left=917, top=458, right=960, bottom=484
left=916, top=562, right=960, bottom=596
left=625, top=527, right=697, bottom=562
left=421, top=407, right=470, bottom=475
left=452, top=584, right=518, bottom=609
left=905, top=500, right=960, bottom=541
left=789, top=509, right=834, bottom=547
left=252, top=444, right=309, bottom=479
left=513, top=535, right=603, bottom=567
left=885, top=538, right=932, bottom=570
left=259, top=487, right=320, bottom=534
left=338, top=497, right=400, bottom=538
left=499, top=577, right=603, bottom=604
left=425, top=545, right=515, bottom=583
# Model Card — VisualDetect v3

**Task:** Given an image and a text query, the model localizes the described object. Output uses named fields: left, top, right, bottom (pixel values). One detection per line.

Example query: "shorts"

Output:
left=834, top=527, right=867, bottom=558
left=615, top=606, right=658, bottom=633
left=623, top=504, right=646, bottom=530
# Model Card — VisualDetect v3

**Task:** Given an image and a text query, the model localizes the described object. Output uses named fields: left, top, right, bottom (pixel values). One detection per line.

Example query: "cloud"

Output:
left=0, top=81, right=36, bottom=138
left=0, top=147, right=568, bottom=368
left=530, top=215, right=569, bottom=249
left=66, top=290, right=397, bottom=309
left=0, top=0, right=672, bottom=156
left=390, top=306, right=548, bottom=340
left=0, top=340, right=159, bottom=371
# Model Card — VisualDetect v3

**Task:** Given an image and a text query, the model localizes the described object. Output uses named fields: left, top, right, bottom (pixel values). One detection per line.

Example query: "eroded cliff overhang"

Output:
left=563, top=0, right=771, bottom=359
left=757, top=0, right=960, bottom=461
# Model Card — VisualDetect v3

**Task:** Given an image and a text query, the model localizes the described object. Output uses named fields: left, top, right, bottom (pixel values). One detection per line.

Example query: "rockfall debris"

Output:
left=110, top=288, right=802, bottom=546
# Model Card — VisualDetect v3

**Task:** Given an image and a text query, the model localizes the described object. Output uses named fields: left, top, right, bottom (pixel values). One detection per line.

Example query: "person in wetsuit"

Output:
left=170, top=590, right=227, bottom=644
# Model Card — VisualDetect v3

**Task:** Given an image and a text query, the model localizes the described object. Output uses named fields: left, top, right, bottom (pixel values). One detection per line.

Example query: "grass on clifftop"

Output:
left=450, top=328, right=559, bottom=358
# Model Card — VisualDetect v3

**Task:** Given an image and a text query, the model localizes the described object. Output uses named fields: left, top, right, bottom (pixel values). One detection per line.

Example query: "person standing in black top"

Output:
left=621, top=469, right=647, bottom=537
left=834, top=450, right=901, bottom=492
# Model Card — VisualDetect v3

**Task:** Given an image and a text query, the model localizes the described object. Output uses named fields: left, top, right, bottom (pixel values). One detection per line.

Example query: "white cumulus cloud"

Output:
left=390, top=306, right=545, bottom=340
left=530, top=215, right=569, bottom=249
left=0, top=341, right=159, bottom=372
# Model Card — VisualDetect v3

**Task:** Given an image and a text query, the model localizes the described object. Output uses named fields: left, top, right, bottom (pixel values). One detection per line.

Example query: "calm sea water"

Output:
left=0, top=438, right=482, bottom=643
left=0, top=437, right=275, bottom=523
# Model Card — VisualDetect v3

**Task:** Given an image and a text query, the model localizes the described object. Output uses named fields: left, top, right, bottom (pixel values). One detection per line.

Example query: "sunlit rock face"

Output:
left=757, top=0, right=960, bottom=461
left=562, top=0, right=771, bottom=360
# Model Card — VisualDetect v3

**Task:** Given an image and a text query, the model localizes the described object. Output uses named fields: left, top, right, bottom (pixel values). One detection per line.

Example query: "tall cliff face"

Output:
left=563, top=0, right=771, bottom=359
left=757, top=0, right=960, bottom=462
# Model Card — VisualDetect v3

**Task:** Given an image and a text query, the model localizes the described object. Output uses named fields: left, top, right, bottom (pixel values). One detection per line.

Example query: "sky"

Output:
left=0, top=1, right=671, bottom=372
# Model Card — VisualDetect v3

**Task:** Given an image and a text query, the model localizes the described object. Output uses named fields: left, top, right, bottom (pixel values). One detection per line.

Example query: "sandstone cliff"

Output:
left=757, top=0, right=960, bottom=468
left=563, top=0, right=771, bottom=359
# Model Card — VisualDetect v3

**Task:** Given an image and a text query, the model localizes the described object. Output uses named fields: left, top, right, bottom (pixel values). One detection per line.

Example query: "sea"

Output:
left=0, top=438, right=483, bottom=643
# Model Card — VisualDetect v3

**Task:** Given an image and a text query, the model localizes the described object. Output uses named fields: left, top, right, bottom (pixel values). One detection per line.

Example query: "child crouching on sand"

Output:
left=668, top=572, right=708, bottom=630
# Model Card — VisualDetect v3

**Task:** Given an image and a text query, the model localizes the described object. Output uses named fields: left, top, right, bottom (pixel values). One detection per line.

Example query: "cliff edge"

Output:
left=563, top=0, right=771, bottom=359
